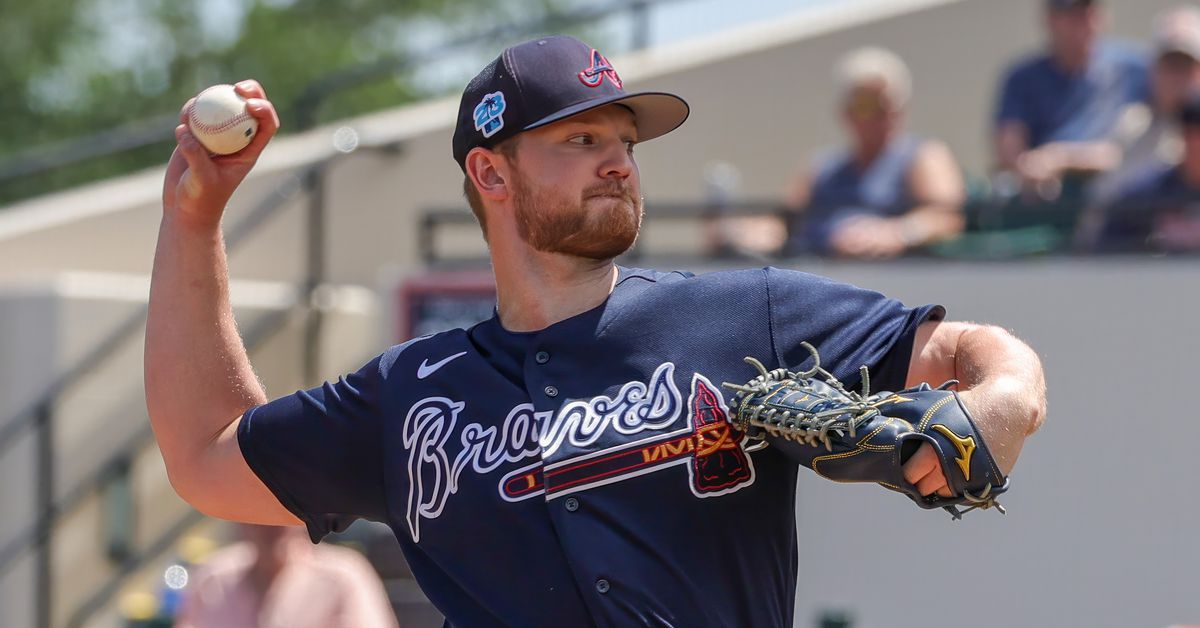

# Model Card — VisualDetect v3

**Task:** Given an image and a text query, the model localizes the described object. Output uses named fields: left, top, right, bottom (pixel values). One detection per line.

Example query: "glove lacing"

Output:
left=722, top=342, right=880, bottom=450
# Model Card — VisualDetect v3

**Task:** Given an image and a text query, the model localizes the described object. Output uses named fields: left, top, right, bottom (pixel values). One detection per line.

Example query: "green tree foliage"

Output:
left=0, top=0, right=588, bottom=204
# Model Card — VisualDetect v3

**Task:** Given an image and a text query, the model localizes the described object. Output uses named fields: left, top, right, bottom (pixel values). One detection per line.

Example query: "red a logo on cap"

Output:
left=579, top=49, right=623, bottom=89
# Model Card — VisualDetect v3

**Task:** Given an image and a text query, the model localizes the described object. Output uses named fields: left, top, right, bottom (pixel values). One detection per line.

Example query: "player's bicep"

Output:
left=182, top=415, right=302, bottom=525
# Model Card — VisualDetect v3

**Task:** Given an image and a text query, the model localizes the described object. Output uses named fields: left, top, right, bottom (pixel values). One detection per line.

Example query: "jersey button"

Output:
left=564, top=497, right=579, bottom=512
left=544, top=385, right=559, bottom=397
left=595, top=579, right=611, bottom=594
left=535, top=351, right=550, bottom=364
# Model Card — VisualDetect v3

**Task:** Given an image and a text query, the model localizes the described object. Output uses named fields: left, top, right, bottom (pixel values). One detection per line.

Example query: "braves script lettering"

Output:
left=402, top=363, right=682, bottom=542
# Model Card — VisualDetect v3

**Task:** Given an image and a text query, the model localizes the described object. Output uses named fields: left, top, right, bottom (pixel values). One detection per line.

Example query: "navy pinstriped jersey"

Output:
left=238, top=266, right=942, bottom=627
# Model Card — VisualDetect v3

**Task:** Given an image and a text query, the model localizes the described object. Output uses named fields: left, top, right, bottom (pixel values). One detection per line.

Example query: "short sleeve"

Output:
left=238, top=355, right=388, bottom=542
left=994, top=63, right=1028, bottom=130
left=764, top=267, right=944, bottom=392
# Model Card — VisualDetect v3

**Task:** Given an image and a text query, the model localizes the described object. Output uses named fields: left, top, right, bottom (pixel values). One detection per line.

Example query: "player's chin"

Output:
left=586, top=194, right=633, bottom=211
left=558, top=226, right=639, bottom=260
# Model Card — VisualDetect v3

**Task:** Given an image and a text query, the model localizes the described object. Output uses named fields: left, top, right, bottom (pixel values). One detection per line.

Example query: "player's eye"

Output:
left=568, top=134, right=594, bottom=145
left=624, top=139, right=637, bottom=154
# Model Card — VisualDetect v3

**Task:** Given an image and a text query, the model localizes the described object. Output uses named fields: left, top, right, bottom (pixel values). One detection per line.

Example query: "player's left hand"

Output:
left=723, top=345, right=1011, bottom=519
left=902, top=443, right=953, bottom=498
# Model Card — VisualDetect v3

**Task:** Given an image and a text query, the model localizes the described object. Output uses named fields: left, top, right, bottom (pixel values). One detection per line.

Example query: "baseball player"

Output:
left=146, top=36, right=1046, bottom=627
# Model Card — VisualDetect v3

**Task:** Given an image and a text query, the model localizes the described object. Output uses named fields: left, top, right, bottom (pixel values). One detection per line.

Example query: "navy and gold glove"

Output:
left=723, top=343, right=1009, bottom=519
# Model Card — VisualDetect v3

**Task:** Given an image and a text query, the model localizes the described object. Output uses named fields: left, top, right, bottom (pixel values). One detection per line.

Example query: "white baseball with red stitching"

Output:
left=187, top=84, right=258, bottom=155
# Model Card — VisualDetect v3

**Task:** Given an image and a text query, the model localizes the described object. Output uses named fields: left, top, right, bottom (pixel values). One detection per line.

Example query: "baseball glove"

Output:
left=722, top=343, right=1009, bottom=519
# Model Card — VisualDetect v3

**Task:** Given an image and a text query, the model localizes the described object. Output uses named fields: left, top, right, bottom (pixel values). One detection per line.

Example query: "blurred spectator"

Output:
left=1085, top=92, right=1200, bottom=252
left=175, top=524, right=399, bottom=628
left=781, top=47, right=965, bottom=258
left=1089, top=6, right=1200, bottom=206
left=993, top=0, right=1149, bottom=200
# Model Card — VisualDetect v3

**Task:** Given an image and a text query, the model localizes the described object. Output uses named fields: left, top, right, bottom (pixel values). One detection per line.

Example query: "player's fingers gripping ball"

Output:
left=187, top=84, right=258, bottom=155
left=722, top=343, right=1009, bottom=519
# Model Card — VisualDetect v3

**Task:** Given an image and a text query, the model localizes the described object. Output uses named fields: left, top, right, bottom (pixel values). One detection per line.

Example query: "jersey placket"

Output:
left=521, top=331, right=622, bottom=622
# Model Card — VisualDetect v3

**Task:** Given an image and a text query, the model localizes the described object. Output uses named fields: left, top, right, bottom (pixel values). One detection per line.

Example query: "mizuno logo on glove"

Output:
left=931, top=424, right=976, bottom=481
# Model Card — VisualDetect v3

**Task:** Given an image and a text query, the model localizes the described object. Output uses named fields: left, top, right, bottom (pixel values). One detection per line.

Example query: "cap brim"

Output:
left=522, top=91, right=690, bottom=143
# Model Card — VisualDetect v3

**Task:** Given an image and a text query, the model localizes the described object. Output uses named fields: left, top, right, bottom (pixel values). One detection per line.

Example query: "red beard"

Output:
left=512, top=175, right=642, bottom=260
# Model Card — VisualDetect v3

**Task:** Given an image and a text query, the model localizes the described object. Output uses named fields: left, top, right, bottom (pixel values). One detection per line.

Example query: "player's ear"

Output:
left=465, top=147, right=509, bottom=203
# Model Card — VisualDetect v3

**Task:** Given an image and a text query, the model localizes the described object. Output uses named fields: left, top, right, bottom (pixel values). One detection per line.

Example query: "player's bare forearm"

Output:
left=145, top=213, right=266, bottom=492
left=144, top=81, right=292, bottom=520
left=908, top=321, right=1045, bottom=475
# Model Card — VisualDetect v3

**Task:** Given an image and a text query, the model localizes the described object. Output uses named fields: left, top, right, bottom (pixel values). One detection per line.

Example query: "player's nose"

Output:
left=598, top=142, right=634, bottom=180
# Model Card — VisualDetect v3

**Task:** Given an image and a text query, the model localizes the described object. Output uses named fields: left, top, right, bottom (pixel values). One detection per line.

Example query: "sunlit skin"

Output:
left=463, top=105, right=646, bottom=334
left=507, top=107, right=643, bottom=260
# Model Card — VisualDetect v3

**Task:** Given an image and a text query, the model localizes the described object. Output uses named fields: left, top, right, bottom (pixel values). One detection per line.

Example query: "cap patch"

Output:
left=578, top=49, right=623, bottom=89
left=473, top=91, right=507, bottom=138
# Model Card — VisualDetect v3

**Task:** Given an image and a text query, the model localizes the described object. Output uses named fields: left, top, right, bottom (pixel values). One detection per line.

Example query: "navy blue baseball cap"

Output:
left=452, top=35, right=690, bottom=169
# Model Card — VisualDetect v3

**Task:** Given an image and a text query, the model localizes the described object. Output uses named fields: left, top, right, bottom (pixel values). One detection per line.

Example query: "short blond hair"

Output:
left=833, top=47, right=913, bottom=107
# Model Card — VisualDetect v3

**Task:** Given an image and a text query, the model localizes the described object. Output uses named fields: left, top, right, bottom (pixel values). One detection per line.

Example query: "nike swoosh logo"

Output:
left=417, top=352, right=468, bottom=379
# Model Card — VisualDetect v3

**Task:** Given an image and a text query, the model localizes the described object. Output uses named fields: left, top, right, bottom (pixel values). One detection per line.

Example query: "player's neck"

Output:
left=491, top=249, right=618, bottom=332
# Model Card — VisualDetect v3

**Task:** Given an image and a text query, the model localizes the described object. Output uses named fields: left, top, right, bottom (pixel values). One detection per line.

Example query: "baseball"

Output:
left=187, top=84, right=258, bottom=155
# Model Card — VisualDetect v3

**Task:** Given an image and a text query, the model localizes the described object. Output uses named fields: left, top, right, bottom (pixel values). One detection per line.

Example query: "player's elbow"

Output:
left=155, top=438, right=238, bottom=520
left=972, top=324, right=1048, bottom=436
left=161, top=453, right=218, bottom=516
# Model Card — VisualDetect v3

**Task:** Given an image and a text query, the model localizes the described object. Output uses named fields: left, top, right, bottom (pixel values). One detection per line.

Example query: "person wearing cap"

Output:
left=781, top=47, right=965, bottom=258
left=1087, top=91, right=1200, bottom=252
left=993, top=0, right=1149, bottom=198
left=1079, top=5, right=1200, bottom=240
left=145, top=36, right=1046, bottom=627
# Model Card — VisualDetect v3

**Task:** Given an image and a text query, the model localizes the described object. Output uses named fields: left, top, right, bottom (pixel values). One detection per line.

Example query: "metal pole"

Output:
left=35, top=403, right=53, bottom=628
left=303, top=164, right=328, bottom=384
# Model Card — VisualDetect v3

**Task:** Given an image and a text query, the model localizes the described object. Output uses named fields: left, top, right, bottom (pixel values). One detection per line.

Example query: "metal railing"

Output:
left=418, top=192, right=1200, bottom=266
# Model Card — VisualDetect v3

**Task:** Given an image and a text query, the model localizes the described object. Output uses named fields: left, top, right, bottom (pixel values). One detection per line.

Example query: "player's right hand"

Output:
left=162, top=79, right=280, bottom=227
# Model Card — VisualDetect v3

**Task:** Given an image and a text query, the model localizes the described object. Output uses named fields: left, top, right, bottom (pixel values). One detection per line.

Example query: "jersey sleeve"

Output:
left=764, top=267, right=943, bottom=392
left=237, top=354, right=390, bottom=543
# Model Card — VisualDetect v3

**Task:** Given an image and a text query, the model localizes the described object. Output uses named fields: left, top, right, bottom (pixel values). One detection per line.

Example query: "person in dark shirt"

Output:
left=993, top=0, right=1150, bottom=199
left=1093, top=92, right=1200, bottom=252
left=782, top=47, right=964, bottom=257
